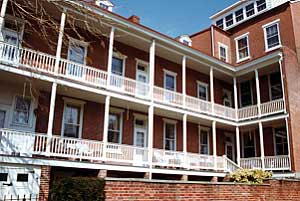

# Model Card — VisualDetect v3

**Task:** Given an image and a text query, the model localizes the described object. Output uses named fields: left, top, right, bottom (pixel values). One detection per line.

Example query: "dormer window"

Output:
left=235, top=9, right=244, bottom=22
left=257, top=0, right=267, bottom=12
left=99, top=3, right=109, bottom=10
left=178, top=35, right=192, bottom=46
left=216, top=19, right=224, bottom=29
left=246, top=3, right=255, bottom=17
left=225, top=14, right=233, bottom=27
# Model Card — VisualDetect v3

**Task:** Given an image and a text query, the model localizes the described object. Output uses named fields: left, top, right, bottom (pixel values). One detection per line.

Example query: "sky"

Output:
left=111, top=0, right=238, bottom=38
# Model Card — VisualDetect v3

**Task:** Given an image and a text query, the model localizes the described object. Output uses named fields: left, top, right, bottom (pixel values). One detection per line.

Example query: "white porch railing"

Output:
left=214, top=104, right=236, bottom=120
left=240, top=155, right=290, bottom=171
left=224, top=157, right=240, bottom=172
left=185, top=95, right=212, bottom=114
left=261, top=99, right=284, bottom=117
left=238, top=105, right=259, bottom=120
left=153, top=86, right=183, bottom=107
left=152, top=149, right=186, bottom=168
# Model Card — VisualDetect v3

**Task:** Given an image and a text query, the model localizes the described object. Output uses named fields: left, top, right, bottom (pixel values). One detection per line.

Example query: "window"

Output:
left=0, top=173, right=8, bottom=182
left=269, top=72, right=283, bottom=100
left=242, top=131, right=256, bottom=158
left=68, top=39, right=87, bottom=64
left=216, top=19, right=224, bottom=29
left=112, top=56, right=124, bottom=76
left=218, top=43, right=228, bottom=62
left=182, top=40, right=190, bottom=46
left=240, top=81, right=252, bottom=107
left=164, top=70, right=176, bottom=91
left=108, top=111, right=122, bottom=144
left=235, top=34, right=250, bottom=62
left=17, top=174, right=28, bottom=182
left=263, top=21, right=281, bottom=51
left=199, top=128, right=210, bottom=155
left=225, top=14, right=233, bottom=27
left=12, top=96, right=31, bottom=126
left=274, top=127, right=288, bottom=156
left=256, top=0, right=267, bottom=12
left=197, top=81, right=208, bottom=101
left=99, top=3, right=109, bottom=10
left=164, top=121, right=176, bottom=151
left=246, top=3, right=255, bottom=17
left=235, top=9, right=244, bottom=22
left=62, top=99, right=84, bottom=138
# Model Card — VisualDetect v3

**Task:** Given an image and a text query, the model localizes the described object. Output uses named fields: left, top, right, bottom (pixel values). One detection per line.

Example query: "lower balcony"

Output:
left=240, top=156, right=290, bottom=171
left=0, top=129, right=239, bottom=174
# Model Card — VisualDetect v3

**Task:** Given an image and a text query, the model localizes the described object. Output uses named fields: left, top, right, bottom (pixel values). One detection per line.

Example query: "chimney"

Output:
left=128, top=15, right=140, bottom=24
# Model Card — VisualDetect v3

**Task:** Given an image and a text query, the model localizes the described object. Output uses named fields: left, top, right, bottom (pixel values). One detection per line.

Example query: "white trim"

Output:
left=197, top=81, right=209, bottom=101
left=61, top=97, right=85, bottom=139
left=268, top=71, right=283, bottom=101
left=163, top=120, right=177, bottom=151
left=235, top=33, right=250, bottom=63
left=263, top=19, right=282, bottom=52
left=239, top=80, right=253, bottom=107
left=198, top=126, right=210, bottom=155
left=67, top=37, right=89, bottom=65
left=135, top=59, right=149, bottom=83
left=133, top=115, right=148, bottom=147
left=241, top=130, right=257, bottom=158
left=218, top=42, right=229, bottom=62
left=225, top=132, right=235, bottom=160
left=163, top=69, right=177, bottom=91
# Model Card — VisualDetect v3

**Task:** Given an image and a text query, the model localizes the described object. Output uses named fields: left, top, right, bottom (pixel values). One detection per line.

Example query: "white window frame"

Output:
left=235, top=33, right=250, bottom=63
left=10, top=95, right=34, bottom=128
left=268, top=71, right=283, bottom=101
left=112, top=52, right=127, bottom=76
left=218, top=42, right=229, bottom=62
left=235, top=8, right=244, bottom=23
left=61, top=97, right=85, bottom=139
left=133, top=113, right=148, bottom=147
left=198, top=126, right=210, bottom=155
left=241, top=130, right=257, bottom=158
left=67, top=38, right=89, bottom=65
left=197, top=81, right=209, bottom=101
left=223, top=89, right=232, bottom=107
left=163, top=119, right=177, bottom=151
left=163, top=69, right=177, bottom=91
left=273, top=126, right=288, bottom=156
left=108, top=107, right=124, bottom=144
left=135, top=58, right=149, bottom=81
left=263, top=19, right=281, bottom=52
left=239, top=80, right=253, bottom=107
left=3, top=15, right=25, bottom=42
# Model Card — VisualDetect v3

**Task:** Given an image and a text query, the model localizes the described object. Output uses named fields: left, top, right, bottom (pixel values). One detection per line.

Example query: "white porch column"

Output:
left=210, top=67, right=215, bottom=114
left=258, top=122, right=265, bottom=170
left=255, top=69, right=262, bottom=117
left=102, top=95, right=111, bottom=161
left=0, top=0, right=8, bottom=40
left=279, top=57, right=287, bottom=113
left=183, top=114, right=187, bottom=157
left=233, top=77, right=239, bottom=120
left=106, top=26, right=115, bottom=86
left=182, top=56, right=186, bottom=107
left=285, top=117, right=291, bottom=170
left=212, top=120, right=217, bottom=169
left=236, top=126, right=241, bottom=166
left=147, top=105, right=154, bottom=179
left=46, top=11, right=66, bottom=155
left=149, top=40, right=156, bottom=99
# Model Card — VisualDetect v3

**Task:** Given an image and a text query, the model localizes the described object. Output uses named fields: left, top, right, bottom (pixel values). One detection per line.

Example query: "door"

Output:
left=2, top=29, right=19, bottom=63
left=136, top=65, right=149, bottom=97
left=0, top=166, right=41, bottom=200
left=134, top=118, right=147, bottom=165
left=223, top=89, right=232, bottom=107
left=164, top=72, right=176, bottom=103
left=0, top=109, right=6, bottom=128
left=225, top=133, right=235, bottom=161
left=67, top=40, right=87, bottom=79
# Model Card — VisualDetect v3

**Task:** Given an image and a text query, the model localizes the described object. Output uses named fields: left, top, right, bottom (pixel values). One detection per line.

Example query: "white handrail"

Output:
left=238, top=105, right=259, bottom=120
left=240, top=157, right=263, bottom=169
left=185, top=95, right=212, bottom=114
left=153, top=86, right=184, bottom=107
left=264, top=155, right=290, bottom=170
left=261, top=99, right=284, bottom=116
left=214, top=104, right=236, bottom=120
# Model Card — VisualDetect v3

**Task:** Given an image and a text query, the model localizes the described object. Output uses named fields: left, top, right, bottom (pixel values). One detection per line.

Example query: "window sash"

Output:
left=237, top=37, right=249, bottom=60
left=63, top=104, right=81, bottom=138
left=225, top=14, right=233, bottom=27
left=266, top=24, right=280, bottom=49
left=235, top=9, right=244, bottom=22
left=274, top=128, right=288, bottom=155
left=68, top=42, right=86, bottom=64
left=199, top=130, right=209, bottom=155
left=198, top=83, right=208, bottom=100
left=112, top=57, right=124, bottom=76
left=165, top=73, right=176, bottom=91
left=220, top=46, right=227, bottom=61
left=243, top=132, right=256, bottom=158
left=216, top=19, right=224, bottom=29
left=240, top=81, right=252, bottom=107
left=164, top=123, right=176, bottom=151
left=12, top=96, right=31, bottom=125
left=257, top=0, right=267, bottom=12
left=108, top=113, right=122, bottom=143
left=246, top=3, right=255, bottom=17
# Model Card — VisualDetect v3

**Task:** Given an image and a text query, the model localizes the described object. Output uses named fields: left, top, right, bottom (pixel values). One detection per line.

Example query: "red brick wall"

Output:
left=39, top=166, right=51, bottom=201
left=190, top=29, right=212, bottom=56
left=105, top=180, right=300, bottom=201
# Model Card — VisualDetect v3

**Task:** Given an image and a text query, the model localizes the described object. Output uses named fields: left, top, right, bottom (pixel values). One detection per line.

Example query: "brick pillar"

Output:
left=39, top=166, right=51, bottom=201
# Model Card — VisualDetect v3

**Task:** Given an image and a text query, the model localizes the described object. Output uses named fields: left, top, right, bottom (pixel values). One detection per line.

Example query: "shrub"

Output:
left=50, top=177, right=105, bottom=201
left=228, top=169, right=272, bottom=184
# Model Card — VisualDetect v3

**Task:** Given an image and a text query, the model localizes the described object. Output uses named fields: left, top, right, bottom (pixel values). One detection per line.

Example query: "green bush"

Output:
left=229, top=169, right=272, bottom=184
left=50, top=177, right=105, bottom=201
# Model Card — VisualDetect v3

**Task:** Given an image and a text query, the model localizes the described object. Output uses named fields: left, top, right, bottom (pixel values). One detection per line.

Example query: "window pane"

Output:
left=275, top=127, right=288, bottom=155
left=257, top=0, right=266, bottom=12
left=112, top=57, right=123, bottom=76
left=0, top=173, right=8, bottom=182
left=270, top=72, right=283, bottom=100
left=108, top=113, right=121, bottom=143
left=266, top=24, right=280, bottom=49
left=165, top=74, right=175, bottom=91
left=237, top=37, right=249, bottom=59
left=220, top=46, right=227, bottom=62
left=240, top=81, right=252, bottom=107
left=63, top=105, right=80, bottom=138
left=69, top=43, right=86, bottom=64
left=225, top=14, right=233, bottom=27
left=216, top=19, right=224, bottom=29
left=243, top=132, right=255, bottom=158
left=108, top=131, right=120, bottom=143
left=200, top=130, right=209, bottom=155
left=13, top=97, right=31, bottom=125
left=64, top=124, right=79, bottom=138
left=17, top=174, right=28, bottom=182
left=198, top=84, right=207, bottom=100
left=235, top=9, right=244, bottom=22
left=246, top=3, right=255, bottom=17
left=165, top=123, right=175, bottom=151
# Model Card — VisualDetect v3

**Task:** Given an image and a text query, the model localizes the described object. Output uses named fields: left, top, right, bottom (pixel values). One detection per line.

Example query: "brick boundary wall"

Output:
left=105, top=179, right=300, bottom=201
left=39, top=166, right=51, bottom=201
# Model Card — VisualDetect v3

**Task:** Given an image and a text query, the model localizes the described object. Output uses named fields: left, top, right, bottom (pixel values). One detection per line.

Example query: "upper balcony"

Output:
left=0, top=41, right=286, bottom=124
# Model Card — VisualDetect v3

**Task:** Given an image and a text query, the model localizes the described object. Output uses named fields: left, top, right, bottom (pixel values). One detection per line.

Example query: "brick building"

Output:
left=0, top=0, right=299, bottom=199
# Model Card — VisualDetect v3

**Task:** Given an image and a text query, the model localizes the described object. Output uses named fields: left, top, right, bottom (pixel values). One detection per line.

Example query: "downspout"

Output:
left=211, top=26, right=215, bottom=57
